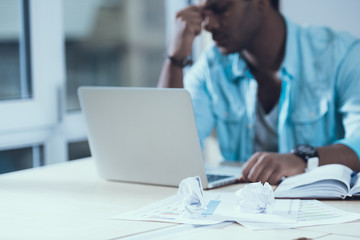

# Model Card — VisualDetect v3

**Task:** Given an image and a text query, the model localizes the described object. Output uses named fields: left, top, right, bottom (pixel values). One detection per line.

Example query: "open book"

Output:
left=274, top=164, right=360, bottom=199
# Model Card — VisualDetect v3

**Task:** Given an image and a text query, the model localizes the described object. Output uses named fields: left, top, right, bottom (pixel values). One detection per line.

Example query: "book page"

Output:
left=274, top=164, right=353, bottom=198
left=349, top=172, right=360, bottom=196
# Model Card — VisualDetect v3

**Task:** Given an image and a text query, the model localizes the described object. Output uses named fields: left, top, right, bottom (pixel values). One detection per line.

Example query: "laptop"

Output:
left=78, top=87, right=242, bottom=189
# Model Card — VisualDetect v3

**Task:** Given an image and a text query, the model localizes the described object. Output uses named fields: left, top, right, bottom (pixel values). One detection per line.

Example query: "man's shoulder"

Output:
left=294, top=21, right=359, bottom=51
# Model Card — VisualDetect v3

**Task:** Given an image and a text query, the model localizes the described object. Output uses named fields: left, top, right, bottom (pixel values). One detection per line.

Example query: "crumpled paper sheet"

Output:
left=235, top=182, right=275, bottom=213
left=177, top=176, right=207, bottom=215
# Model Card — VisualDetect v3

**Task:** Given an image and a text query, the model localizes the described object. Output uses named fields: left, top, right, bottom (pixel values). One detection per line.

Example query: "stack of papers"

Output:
left=112, top=192, right=360, bottom=230
left=113, top=192, right=290, bottom=227
left=240, top=199, right=360, bottom=230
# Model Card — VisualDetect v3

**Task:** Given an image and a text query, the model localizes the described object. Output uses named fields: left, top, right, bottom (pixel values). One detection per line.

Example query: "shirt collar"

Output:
left=230, top=53, right=248, bottom=81
left=280, top=18, right=299, bottom=80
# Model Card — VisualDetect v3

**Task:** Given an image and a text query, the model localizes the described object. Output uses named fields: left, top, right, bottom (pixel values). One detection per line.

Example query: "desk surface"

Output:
left=1, top=158, right=360, bottom=240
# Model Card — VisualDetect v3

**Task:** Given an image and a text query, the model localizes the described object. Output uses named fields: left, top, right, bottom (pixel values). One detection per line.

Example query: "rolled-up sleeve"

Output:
left=335, top=41, right=360, bottom=160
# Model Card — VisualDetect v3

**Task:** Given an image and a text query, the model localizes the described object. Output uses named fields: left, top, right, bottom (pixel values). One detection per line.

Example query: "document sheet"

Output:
left=112, top=192, right=299, bottom=226
left=239, top=200, right=360, bottom=230
left=112, top=192, right=360, bottom=230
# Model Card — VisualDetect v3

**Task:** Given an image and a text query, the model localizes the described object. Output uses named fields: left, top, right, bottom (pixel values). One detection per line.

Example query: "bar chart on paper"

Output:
left=112, top=195, right=226, bottom=225
left=239, top=200, right=360, bottom=230
left=112, top=192, right=299, bottom=226
left=147, top=199, right=221, bottom=220
left=132, top=196, right=183, bottom=221
left=298, top=200, right=343, bottom=221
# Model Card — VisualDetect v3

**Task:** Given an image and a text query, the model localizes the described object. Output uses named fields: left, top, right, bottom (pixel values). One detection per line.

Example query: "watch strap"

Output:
left=292, top=144, right=319, bottom=171
left=306, top=157, right=319, bottom=172
left=292, top=144, right=319, bottom=162
left=165, top=54, right=193, bottom=68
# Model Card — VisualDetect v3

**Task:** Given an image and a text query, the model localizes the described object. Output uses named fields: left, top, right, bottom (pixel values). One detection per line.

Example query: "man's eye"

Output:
left=213, top=4, right=229, bottom=15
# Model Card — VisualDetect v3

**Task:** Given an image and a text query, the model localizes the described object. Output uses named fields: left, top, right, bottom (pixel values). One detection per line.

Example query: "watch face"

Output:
left=297, top=144, right=316, bottom=155
left=293, top=144, right=319, bottom=161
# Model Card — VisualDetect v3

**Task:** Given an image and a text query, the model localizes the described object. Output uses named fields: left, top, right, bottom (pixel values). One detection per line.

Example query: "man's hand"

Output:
left=241, top=152, right=306, bottom=185
left=158, top=5, right=204, bottom=88
left=168, top=5, right=204, bottom=58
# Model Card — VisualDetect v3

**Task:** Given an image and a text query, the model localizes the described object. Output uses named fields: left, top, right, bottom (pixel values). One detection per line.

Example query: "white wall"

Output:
left=281, top=0, right=360, bottom=38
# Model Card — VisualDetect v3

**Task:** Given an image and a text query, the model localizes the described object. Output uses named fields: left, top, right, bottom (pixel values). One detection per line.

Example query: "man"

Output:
left=158, top=0, right=360, bottom=184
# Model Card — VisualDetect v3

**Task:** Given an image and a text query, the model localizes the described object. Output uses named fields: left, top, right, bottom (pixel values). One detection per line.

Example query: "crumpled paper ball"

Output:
left=235, top=182, right=275, bottom=214
left=177, top=176, right=207, bottom=215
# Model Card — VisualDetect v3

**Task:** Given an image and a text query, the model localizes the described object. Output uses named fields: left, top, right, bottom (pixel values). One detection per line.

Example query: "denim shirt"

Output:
left=184, top=18, right=360, bottom=162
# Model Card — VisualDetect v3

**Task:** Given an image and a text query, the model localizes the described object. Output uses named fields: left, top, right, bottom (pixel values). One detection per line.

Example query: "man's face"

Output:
left=203, top=0, right=263, bottom=54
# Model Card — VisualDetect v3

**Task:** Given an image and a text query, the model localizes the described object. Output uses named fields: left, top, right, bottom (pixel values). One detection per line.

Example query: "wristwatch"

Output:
left=166, top=54, right=193, bottom=68
left=291, top=144, right=319, bottom=171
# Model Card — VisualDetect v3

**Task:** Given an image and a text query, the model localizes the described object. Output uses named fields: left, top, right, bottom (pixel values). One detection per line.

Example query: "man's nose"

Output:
left=203, top=11, right=219, bottom=32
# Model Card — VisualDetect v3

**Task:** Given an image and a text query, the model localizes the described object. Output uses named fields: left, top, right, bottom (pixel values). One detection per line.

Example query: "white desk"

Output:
left=1, top=158, right=359, bottom=240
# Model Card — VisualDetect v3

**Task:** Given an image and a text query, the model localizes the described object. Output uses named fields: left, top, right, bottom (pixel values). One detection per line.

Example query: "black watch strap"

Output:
left=291, top=144, right=319, bottom=163
left=166, top=54, right=193, bottom=68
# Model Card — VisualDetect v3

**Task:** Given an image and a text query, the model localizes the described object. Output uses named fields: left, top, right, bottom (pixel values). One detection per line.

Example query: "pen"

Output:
left=350, top=171, right=358, bottom=188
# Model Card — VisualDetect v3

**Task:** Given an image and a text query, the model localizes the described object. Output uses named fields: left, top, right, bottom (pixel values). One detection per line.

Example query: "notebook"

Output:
left=274, top=164, right=360, bottom=199
left=78, top=87, right=242, bottom=189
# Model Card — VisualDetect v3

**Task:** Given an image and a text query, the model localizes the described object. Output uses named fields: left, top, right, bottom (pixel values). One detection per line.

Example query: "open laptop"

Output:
left=78, top=87, right=242, bottom=189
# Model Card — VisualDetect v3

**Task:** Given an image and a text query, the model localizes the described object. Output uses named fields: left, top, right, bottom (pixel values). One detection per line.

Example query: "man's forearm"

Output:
left=158, top=5, right=204, bottom=88
left=317, top=143, right=360, bottom=172
left=157, top=58, right=184, bottom=88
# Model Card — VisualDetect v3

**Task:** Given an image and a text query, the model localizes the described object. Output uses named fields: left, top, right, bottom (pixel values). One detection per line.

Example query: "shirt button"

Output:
left=247, top=124, right=253, bottom=129
left=309, top=112, right=314, bottom=118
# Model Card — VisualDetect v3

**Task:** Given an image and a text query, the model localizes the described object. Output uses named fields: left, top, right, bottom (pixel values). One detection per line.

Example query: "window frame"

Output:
left=0, top=0, right=65, bottom=164
left=0, top=0, right=194, bottom=167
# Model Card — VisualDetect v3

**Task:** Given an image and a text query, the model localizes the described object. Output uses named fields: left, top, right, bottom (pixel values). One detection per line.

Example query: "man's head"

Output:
left=202, top=0, right=279, bottom=55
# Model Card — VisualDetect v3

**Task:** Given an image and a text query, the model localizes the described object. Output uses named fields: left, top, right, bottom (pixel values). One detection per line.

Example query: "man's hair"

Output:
left=270, top=0, right=280, bottom=11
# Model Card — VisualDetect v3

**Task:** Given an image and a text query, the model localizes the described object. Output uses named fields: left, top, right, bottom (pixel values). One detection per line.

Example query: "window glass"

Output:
left=0, top=0, right=26, bottom=101
left=68, top=140, right=91, bottom=161
left=0, top=145, right=44, bottom=174
left=63, top=0, right=166, bottom=111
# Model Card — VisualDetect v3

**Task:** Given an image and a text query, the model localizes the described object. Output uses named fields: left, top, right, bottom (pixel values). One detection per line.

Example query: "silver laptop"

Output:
left=78, top=87, right=242, bottom=189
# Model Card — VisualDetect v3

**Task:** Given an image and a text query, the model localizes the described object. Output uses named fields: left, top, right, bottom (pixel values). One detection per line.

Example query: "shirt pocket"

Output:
left=213, top=106, right=245, bottom=160
left=291, top=98, right=329, bottom=146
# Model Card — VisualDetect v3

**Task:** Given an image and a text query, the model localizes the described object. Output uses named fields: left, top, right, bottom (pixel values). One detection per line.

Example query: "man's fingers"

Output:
left=247, top=154, right=269, bottom=182
left=176, top=5, right=204, bottom=23
left=268, top=171, right=284, bottom=185
left=237, top=176, right=247, bottom=183
left=176, top=9, right=204, bottom=36
left=241, top=153, right=261, bottom=181
left=257, top=164, right=277, bottom=183
left=242, top=152, right=308, bottom=184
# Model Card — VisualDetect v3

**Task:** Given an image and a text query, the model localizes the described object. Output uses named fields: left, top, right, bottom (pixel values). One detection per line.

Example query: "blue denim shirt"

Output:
left=184, top=18, right=360, bottom=162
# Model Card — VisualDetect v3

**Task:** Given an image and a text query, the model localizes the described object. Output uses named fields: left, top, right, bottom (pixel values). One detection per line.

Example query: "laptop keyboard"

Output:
left=206, top=174, right=232, bottom=183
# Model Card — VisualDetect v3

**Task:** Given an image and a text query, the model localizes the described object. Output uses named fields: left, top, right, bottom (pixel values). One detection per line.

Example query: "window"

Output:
left=63, top=0, right=166, bottom=112
left=68, top=140, right=90, bottom=161
left=0, top=0, right=25, bottom=101
left=0, top=0, right=64, bottom=171
left=0, top=145, right=44, bottom=174
left=0, top=0, right=50, bottom=172
left=0, top=0, right=189, bottom=173
left=62, top=0, right=168, bottom=160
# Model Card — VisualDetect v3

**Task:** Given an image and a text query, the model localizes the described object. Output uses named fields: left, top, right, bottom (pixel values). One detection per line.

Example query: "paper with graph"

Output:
left=112, top=192, right=299, bottom=225
left=238, top=200, right=360, bottom=230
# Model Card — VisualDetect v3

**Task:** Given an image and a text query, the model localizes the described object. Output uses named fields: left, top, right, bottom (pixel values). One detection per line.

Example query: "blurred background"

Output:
left=0, top=0, right=359, bottom=174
